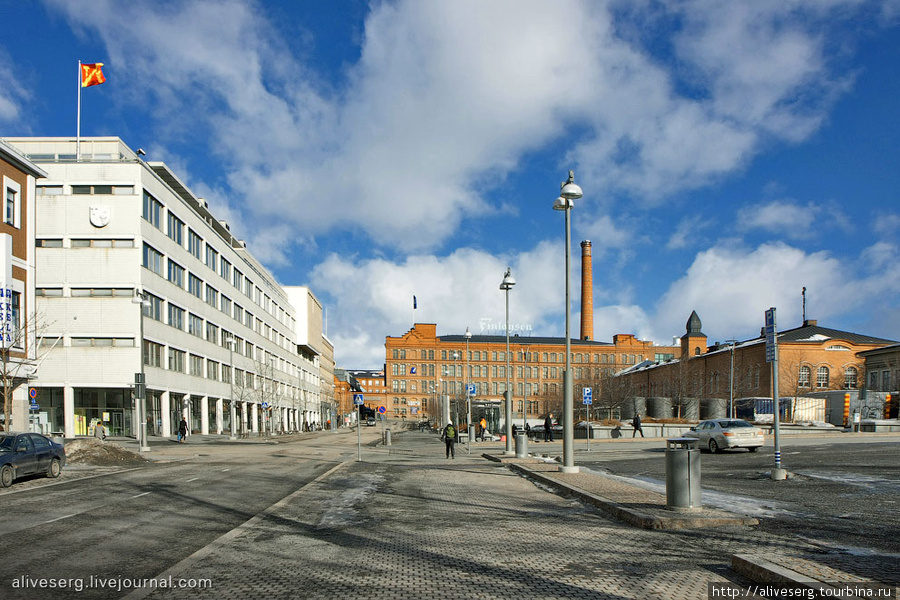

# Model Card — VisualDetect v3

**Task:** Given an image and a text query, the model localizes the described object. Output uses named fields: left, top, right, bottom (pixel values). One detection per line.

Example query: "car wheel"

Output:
left=708, top=439, right=719, bottom=454
left=47, top=458, right=62, bottom=478
left=0, top=464, right=13, bottom=488
left=748, top=446, right=759, bottom=453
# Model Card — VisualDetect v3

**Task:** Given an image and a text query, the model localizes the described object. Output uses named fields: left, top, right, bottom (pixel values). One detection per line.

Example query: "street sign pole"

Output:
left=353, top=394, right=364, bottom=461
left=766, top=308, right=785, bottom=480
left=582, top=387, right=592, bottom=451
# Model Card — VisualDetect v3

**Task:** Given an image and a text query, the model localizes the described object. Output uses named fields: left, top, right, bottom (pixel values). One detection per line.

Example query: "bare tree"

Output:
left=2, top=310, right=51, bottom=432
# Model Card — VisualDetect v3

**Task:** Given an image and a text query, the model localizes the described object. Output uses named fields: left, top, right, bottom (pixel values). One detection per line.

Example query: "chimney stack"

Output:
left=580, top=240, right=593, bottom=341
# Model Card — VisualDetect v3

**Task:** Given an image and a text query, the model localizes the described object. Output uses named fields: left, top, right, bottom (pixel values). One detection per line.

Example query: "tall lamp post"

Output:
left=465, top=327, right=472, bottom=453
left=131, top=291, right=151, bottom=454
left=500, top=268, right=516, bottom=456
left=553, top=170, right=583, bottom=473
left=227, top=338, right=236, bottom=440
left=727, top=339, right=738, bottom=419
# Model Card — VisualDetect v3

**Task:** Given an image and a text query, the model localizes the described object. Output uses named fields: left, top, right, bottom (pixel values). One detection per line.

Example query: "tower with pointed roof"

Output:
left=681, top=310, right=707, bottom=359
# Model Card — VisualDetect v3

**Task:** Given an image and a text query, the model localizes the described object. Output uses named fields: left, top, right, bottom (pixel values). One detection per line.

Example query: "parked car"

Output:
left=684, top=419, right=765, bottom=453
left=0, top=432, right=67, bottom=487
left=366, top=416, right=376, bottom=427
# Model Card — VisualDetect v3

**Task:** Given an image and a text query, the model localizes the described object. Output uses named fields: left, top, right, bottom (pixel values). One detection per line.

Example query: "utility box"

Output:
left=665, top=437, right=701, bottom=510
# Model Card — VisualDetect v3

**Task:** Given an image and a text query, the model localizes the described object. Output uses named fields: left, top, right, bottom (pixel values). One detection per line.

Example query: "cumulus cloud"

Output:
left=45, top=0, right=868, bottom=256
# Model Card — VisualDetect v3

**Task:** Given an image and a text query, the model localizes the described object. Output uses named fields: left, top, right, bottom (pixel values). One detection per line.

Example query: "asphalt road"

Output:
left=574, top=435, right=900, bottom=554
left=0, top=435, right=354, bottom=600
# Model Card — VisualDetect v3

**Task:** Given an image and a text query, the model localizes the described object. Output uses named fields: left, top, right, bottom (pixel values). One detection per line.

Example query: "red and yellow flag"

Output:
left=81, top=63, right=106, bottom=87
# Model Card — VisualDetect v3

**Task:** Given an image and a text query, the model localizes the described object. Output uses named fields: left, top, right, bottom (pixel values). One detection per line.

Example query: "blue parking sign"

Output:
left=582, top=387, right=592, bottom=405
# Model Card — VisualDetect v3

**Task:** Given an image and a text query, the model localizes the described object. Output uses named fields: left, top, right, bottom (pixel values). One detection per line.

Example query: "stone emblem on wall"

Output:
left=89, top=205, right=111, bottom=228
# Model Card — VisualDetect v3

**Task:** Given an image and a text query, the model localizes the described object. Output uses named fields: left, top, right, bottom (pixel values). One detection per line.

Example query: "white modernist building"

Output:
left=6, top=137, right=329, bottom=439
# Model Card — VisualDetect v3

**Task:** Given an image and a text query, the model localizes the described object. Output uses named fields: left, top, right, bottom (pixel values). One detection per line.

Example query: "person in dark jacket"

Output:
left=632, top=413, right=644, bottom=437
left=442, top=422, right=457, bottom=458
left=543, top=414, right=554, bottom=442
left=178, top=418, right=188, bottom=443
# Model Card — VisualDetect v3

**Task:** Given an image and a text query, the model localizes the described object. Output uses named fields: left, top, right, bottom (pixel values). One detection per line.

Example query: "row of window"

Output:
left=142, top=340, right=297, bottom=397
left=798, top=365, right=858, bottom=389
left=392, top=349, right=646, bottom=365
left=143, top=191, right=291, bottom=328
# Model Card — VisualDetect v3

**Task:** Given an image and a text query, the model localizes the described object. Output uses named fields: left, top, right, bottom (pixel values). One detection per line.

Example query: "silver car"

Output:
left=685, top=419, right=765, bottom=453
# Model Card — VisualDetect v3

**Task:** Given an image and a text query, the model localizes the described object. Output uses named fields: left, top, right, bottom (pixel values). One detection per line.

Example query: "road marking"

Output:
left=131, top=492, right=151, bottom=498
left=45, top=514, right=76, bottom=524
left=186, top=477, right=199, bottom=482
left=222, top=468, right=231, bottom=472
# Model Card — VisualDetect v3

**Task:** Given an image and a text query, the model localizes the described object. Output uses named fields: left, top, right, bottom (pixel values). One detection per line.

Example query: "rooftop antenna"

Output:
left=802, top=287, right=807, bottom=323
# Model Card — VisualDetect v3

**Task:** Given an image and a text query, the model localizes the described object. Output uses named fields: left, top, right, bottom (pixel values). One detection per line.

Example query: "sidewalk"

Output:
left=122, top=428, right=896, bottom=598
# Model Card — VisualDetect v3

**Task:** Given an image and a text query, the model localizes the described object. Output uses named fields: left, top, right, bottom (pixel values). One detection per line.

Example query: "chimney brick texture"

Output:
left=581, top=240, right=593, bottom=341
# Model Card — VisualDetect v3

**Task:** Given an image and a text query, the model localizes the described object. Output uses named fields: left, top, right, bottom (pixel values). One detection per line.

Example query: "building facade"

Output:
left=615, top=312, right=895, bottom=421
left=0, top=139, right=44, bottom=431
left=384, top=323, right=681, bottom=430
left=6, top=137, right=327, bottom=438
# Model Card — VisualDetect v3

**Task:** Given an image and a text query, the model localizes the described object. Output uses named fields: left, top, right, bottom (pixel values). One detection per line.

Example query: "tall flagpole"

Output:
left=76, top=60, right=82, bottom=161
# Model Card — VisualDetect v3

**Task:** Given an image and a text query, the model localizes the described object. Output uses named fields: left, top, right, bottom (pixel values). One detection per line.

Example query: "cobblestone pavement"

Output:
left=127, top=431, right=832, bottom=600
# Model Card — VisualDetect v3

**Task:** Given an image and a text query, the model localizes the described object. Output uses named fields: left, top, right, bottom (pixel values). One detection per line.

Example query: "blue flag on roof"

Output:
left=410, top=366, right=417, bottom=374
left=413, top=295, right=417, bottom=309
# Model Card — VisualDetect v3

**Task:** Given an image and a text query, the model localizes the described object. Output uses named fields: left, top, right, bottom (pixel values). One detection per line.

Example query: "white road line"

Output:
left=222, top=468, right=231, bottom=472
left=186, top=477, right=199, bottom=482
left=45, top=514, right=76, bottom=524
left=131, top=492, right=151, bottom=498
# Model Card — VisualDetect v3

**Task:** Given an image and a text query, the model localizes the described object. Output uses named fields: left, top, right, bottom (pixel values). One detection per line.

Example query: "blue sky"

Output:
left=2, top=0, right=900, bottom=368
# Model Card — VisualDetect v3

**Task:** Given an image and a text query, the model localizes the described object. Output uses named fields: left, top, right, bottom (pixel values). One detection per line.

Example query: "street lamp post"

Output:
left=727, top=339, right=738, bottom=419
left=500, top=268, right=516, bottom=456
left=553, top=170, right=583, bottom=474
left=131, top=291, right=151, bottom=454
left=227, top=338, right=236, bottom=440
left=465, top=327, right=472, bottom=454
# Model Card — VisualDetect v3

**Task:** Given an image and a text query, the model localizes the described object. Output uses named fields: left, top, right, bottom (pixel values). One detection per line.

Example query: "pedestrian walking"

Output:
left=632, top=413, right=644, bottom=438
left=441, top=422, right=457, bottom=458
left=525, top=423, right=531, bottom=439
left=178, top=417, right=188, bottom=443
left=479, top=418, right=487, bottom=442
left=544, top=414, right=554, bottom=442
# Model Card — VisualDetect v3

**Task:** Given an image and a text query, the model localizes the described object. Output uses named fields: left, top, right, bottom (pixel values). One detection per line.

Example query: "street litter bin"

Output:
left=665, top=437, right=701, bottom=510
left=515, top=432, right=527, bottom=458
left=384, top=428, right=392, bottom=446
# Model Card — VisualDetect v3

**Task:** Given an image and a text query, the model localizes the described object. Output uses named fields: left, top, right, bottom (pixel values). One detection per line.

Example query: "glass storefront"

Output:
left=147, top=390, right=161, bottom=436
left=33, top=387, right=65, bottom=434
left=74, top=388, right=133, bottom=436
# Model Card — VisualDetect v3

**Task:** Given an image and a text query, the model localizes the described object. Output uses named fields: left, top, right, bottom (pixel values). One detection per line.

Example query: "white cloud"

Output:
left=45, top=0, right=868, bottom=256
left=737, top=200, right=817, bottom=238
left=651, top=242, right=867, bottom=342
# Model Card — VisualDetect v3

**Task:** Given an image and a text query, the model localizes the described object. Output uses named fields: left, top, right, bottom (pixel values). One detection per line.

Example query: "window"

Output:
left=72, top=184, right=132, bottom=195
left=144, top=341, right=163, bottom=367
left=221, top=295, right=232, bottom=317
left=142, top=191, right=162, bottom=228
left=167, top=260, right=185, bottom=288
left=188, top=229, right=202, bottom=260
left=816, top=366, right=829, bottom=388
left=36, top=288, right=63, bottom=297
left=188, top=274, right=202, bottom=298
left=233, top=269, right=243, bottom=290
left=883, top=371, right=891, bottom=391
left=798, top=366, right=811, bottom=388
left=188, top=313, right=203, bottom=338
left=145, top=294, right=163, bottom=322
left=71, top=239, right=134, bottom=248
left=37, top=185, right=63, bottom=196
left=245, top=311, right=253, bottom=328
left=207, top=360, right=219, bottom=381
left=167, top=213, right=184, bottom=245
left=844, top=366, right=858, bottom=389
left=169, top=348, right=185, bottom=372
left=206, top=246, right=218, bottom=271
left=190, top=354, right=204, bottom=376
left=36, top=239, right=63, bottom=248
left=206, top=285, right=219, bottom=308
left=4, top=178, right=21, bottom=228
left=70, top=288, right=131, bottom=297
left=220, top=258, right=232, bottom=281
left=168, top=304, right=185, bottom=330
left=234, top=304, right=244, bottom=323
left=206, top=322, right=219, bottom=345
left=142, top=243, right=163, bottom=276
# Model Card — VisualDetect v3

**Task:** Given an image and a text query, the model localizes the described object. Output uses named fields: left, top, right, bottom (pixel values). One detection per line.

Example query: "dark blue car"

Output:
left=0, top=432, right=66, bottom=487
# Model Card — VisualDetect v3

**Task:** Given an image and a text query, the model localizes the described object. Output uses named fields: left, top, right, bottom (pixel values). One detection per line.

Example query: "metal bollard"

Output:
left=515, top=432, right=527, bottom=458
left=665, top=437, right=701, bottom=510
left=384, top=428, right=392, bottom=446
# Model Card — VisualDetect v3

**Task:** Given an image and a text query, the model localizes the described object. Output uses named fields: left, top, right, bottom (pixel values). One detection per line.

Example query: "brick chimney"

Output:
left=580, top=240, right=593, bottom=341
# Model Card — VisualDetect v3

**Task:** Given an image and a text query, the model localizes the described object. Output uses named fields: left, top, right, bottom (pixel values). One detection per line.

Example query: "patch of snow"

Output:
left=318, top=473, right=384, bottom=528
